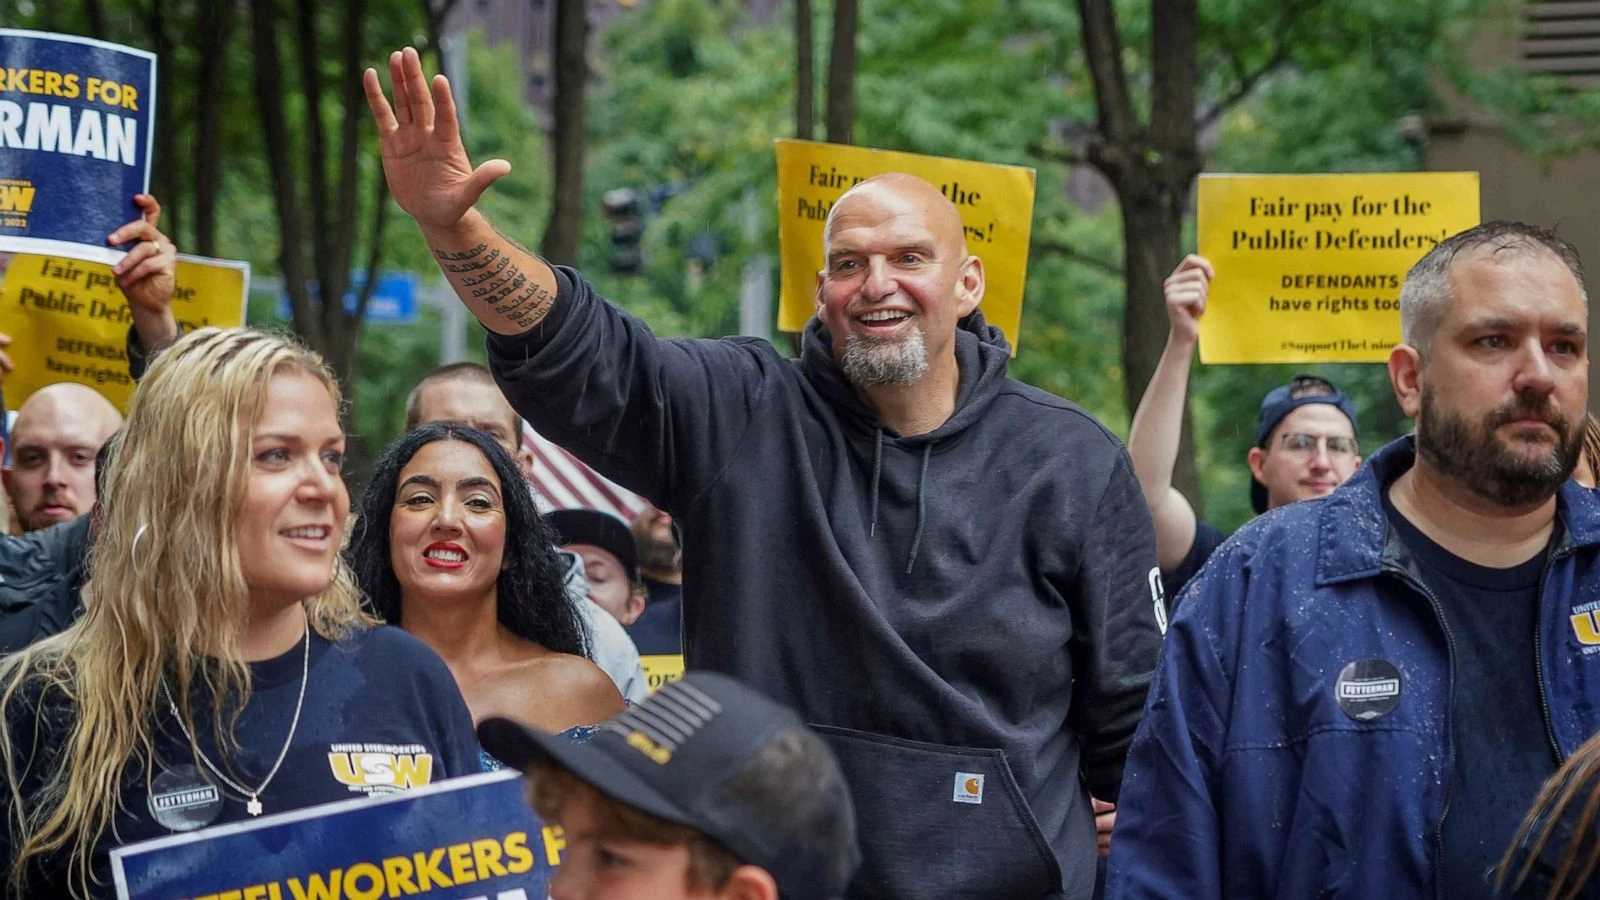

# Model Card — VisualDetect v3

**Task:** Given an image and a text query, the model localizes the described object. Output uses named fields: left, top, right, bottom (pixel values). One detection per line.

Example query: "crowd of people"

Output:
left=0, top=43, right=1597, bottom=899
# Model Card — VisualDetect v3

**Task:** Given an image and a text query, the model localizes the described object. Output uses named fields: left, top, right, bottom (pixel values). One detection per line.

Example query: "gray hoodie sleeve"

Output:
left=1069, top=450, right=1164, bottom=801
left=486, top=266, right=776, bottom=513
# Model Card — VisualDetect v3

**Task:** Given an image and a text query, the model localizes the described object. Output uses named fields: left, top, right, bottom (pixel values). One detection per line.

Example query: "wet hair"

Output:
left=349, top=423, right=586, bottom=657
left=1499, top=729, right=1600, bottom=897
left=1400, top=221, right=1587, bottom=356
left=0, top=328, right=366, bottom=896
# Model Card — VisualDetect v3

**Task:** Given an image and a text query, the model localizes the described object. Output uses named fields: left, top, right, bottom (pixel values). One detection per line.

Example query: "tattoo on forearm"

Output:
left=435, top=240, right=554, bottom=327
left=445, top=248, right=501, bottom=275
left=435, top=243, right=489, bottom=262
left=461, top=254, right=510, bottom=285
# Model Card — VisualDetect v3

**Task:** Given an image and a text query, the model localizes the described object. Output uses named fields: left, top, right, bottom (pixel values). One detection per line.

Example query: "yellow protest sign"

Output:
left=0, top=251, right=249, bottom=409
left=639, top=654, right=684, bottom=694
left=775, top=139, right=1036, bottom=352
left=1196, top=172, right=1479, bottom=364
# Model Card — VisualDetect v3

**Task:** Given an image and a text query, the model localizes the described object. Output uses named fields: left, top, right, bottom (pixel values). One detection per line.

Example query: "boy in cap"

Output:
left=478, top=671, right=859, bottom=900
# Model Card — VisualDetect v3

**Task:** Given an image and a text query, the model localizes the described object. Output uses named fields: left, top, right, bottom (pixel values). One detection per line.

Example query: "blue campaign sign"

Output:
left=0, top=30, right=156, bottom=266
left=111, top=770, right=560, bottom=900
left=276, top=271, right=420, bottom=324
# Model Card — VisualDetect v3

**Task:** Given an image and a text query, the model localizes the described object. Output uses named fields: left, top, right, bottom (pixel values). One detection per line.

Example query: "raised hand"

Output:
left=1164, top=254, right=1214, bottom=346
left=109, top=193, right=180, bottom=352
left=363, top=47, right=511, bottom=231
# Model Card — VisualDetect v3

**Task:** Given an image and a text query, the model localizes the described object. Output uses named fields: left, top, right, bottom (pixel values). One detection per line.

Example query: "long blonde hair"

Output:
left=1499, top=730, right=1600, bottom=898
left=0, top=328, right=370, bottom=895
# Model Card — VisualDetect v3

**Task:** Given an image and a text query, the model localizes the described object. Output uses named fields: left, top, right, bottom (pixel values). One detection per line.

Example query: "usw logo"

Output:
left=1572, top=610, right=1600, bottom=646
left=328, top=751, right=434, bottom=789
left=0, top=183, right=35, bottom=213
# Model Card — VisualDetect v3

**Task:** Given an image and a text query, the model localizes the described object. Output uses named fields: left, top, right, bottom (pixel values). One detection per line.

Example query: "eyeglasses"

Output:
left=1276, top=433, right=1359, bottom=461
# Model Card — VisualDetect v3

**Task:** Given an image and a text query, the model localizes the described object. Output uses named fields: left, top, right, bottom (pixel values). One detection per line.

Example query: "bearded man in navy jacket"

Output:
left=1110, top=221, right=1600, bottom=898
left=365, top=48, right=1164, bottom=899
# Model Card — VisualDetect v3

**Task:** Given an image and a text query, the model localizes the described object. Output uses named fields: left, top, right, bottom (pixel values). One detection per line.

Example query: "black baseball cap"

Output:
left=545, top=508, right=639, bottom=580
left=1251, top=375, right=1359, bottom=514
left=478, top=672, right=860, bottom=900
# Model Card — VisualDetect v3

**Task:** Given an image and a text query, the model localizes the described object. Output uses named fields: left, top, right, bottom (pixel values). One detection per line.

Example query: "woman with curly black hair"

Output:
left=350, top=423, right=622, bottom=742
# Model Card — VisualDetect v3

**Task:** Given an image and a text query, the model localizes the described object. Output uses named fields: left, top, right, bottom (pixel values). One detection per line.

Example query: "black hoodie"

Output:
left=489, top=267, right=1163, bottom=900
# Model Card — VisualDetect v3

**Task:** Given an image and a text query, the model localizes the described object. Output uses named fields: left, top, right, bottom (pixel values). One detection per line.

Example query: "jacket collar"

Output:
left=1315, top=435, right=1600, bottom=586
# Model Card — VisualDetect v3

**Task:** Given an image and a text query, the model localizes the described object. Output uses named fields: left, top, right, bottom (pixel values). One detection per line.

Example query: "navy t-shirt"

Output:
left=1, top=625, right=481, bottom=897
left=1162, top=520, right=1226, bottom=609
left=626, top=577, right=683, bottom=655
left=1382, top=494, right=1560, bottom=896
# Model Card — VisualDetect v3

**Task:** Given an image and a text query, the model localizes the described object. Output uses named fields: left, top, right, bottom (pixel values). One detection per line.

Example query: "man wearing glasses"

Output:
left=1128, top=255, right=1363, bottom=602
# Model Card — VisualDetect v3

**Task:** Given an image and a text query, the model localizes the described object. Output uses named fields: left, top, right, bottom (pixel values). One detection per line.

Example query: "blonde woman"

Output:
left=0, top=329, right=480, bottom=897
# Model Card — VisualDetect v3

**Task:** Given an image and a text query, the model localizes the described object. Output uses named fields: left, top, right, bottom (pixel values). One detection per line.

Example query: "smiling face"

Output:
left=1247, top=404, right=1362, bottom=509
left=389, top=439, right=508, bottom=607
left=236, top=369, right=349, bottom=613
left=815, top=175, right=983, bottom=388
left=1409, top=247, right=1589, bottom=507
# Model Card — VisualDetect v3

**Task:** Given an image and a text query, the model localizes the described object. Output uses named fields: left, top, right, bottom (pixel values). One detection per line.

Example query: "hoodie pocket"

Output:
left=813, top=725, right=1063, bottom=900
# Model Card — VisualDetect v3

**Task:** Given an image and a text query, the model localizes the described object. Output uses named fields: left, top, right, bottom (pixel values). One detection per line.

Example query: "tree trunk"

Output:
left=249, top=0, right=319, bottom=350
left=143, top=0, right=180, bottom=242
left=190, top=0, right=237, bottom=256
left=795, top=0, right=813, bottom=140
left=541, top=0, right=588, bottom=266
left=82, top=0, right=106, bottom=37
left=1119, top=180, right=1202, bottom=510
left=824, top=0, right=856, bottom=144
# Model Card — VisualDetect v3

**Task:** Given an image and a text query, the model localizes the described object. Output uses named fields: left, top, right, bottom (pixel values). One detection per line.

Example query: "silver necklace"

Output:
left=162, top=621, right=310, bottom=817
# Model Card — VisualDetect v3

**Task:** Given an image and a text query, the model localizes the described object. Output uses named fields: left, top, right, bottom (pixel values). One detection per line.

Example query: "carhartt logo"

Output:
left=953, top=772, right=984, bottom=804
left=1572, top=610, right=1600, bottom=646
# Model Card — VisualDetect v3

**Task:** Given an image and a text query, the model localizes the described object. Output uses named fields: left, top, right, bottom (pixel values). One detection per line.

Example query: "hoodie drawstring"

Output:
left=869, top=429, right=884, bottom=537
left=868, top=431, right=933, bottom=573
left=905, top=444, right=931, bottom=575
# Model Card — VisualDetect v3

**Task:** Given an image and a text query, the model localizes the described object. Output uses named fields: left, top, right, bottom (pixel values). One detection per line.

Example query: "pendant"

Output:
left=247, top=795, right=263, bottom=816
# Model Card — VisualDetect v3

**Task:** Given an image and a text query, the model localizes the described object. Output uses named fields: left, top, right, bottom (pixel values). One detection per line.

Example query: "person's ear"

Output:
left=1389, top=344, right=1424, bottom=421
left=621, top=586, right=646, bottom=626
left=955, top=255, right=985, bottom=317
left=716, top=865, right=779, bottom=900
left=1246, top=446, right=1268, bottom=484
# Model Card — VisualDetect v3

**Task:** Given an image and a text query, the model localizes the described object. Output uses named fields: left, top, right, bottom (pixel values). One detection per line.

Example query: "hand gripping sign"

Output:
left=1195, top=172, right=1480, bottom=364
left=0, top=29, right=156, bottom=265
left=0, top=252, right=248, bottom=411
left=113, top=770, right=562, bottom=900
left=775, top=140, right=1036, bottom=353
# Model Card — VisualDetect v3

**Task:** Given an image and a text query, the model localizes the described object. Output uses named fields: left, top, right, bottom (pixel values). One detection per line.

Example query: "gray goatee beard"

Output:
left=840, top=327, right=928, bottom=387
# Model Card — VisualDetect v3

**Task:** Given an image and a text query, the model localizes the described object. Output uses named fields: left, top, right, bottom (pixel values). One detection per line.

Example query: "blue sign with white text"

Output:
left=0, top=29, right=156, bottom=265
left=276, top=271, right=420, bottom=324
left=111, top=771, right=559, bottom=900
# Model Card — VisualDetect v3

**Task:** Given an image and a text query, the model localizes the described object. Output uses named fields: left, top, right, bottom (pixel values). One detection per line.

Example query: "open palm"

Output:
left=363, top=47, right=510, bottom=230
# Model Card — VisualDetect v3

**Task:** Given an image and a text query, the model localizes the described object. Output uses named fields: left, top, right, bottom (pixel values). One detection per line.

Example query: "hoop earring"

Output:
left=131, top=524, right=149, bottom=570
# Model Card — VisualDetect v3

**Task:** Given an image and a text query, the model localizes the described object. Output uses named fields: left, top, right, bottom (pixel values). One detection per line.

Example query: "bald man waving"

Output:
left=367, top=47, right=1162, bottom=900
